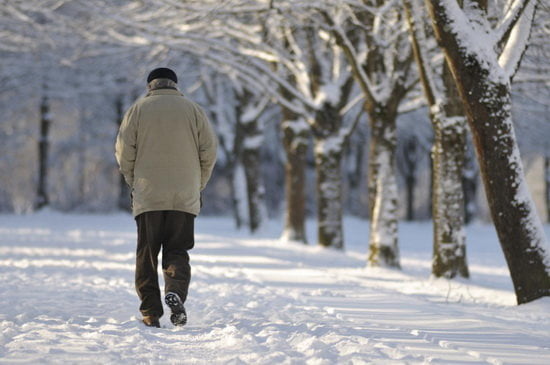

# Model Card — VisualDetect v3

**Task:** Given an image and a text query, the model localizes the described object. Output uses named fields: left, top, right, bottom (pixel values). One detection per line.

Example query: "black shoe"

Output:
left=142, top=315, right=160, bottom=328
left=165, top=292, right=187, bottom=326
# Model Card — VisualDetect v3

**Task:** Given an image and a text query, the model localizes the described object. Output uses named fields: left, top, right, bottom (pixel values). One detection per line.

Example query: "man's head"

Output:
left=147, top=67, right=178, bottom=91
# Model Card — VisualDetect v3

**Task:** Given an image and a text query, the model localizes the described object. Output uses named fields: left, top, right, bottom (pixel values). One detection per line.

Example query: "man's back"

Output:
left=116, top=88, right=217, bottom=217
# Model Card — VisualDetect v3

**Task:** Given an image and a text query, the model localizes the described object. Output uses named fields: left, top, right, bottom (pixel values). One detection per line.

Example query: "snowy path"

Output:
left=1, top=212, right=549, bottom=364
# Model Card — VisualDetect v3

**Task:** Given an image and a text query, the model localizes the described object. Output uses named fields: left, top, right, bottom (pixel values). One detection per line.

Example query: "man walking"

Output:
left=115, top=67, right=217, bottom=328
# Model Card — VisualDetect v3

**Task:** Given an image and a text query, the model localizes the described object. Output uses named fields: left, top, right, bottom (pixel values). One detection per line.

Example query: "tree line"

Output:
left=0, top=0, right=549, bottom=304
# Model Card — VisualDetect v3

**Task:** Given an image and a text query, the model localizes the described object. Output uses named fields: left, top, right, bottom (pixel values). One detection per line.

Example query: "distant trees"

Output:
left=1, top=0, right=549, bottom=304
left=35, top=89, right=52, bottom=210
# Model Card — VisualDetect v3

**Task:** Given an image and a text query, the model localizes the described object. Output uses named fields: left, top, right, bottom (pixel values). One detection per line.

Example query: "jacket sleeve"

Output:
left=195, top=104, right=218, bottom=191
left=115, top=104, right=139, bottom=188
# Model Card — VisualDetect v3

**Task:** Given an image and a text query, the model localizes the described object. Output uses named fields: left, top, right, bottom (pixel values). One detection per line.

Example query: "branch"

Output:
left=495, top=0, right=533, bottom=53
left=498, top=0, right=537, bottom=79
left=403, top=0, right=437, bottom=106
left=320, top=10, right=379, bottom=104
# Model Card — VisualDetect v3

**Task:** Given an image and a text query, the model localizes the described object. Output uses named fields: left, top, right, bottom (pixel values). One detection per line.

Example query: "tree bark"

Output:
left=115, top=95, right=131, bottom=212
left=35, top=92, right=51, bottom=210
left=402, top=136, right=418, bottom=221
left=241, top=123, right=266, bottom=233
left=431, top=64, right=469, bottom=278
left=405, top=175, right=415, bottom=221
left=313, top=104, right=345, bottom=249
left=236, top=92, right=267, bottom=234
left=546, top=156, right=550, bottom=223
left=367, top=105, right=400, bottom=267
left=427, top=0, right=550, bottom=303
left=462, top=143, right=478, bottom=224
left=281, top=113, right=309, bottom=243
left=231, top=163, right=247, bottom=230
left=314, top=139, right=344, bottom=249
left=431, top=114, right=469, bottom=278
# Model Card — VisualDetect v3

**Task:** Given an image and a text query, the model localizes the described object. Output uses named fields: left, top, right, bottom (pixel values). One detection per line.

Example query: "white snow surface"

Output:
left=1, top=211, right=550, bottom=364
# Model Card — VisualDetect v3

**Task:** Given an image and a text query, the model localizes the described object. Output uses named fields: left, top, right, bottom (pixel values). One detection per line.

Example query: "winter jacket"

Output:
left=115, top=88, right=217, bottom=217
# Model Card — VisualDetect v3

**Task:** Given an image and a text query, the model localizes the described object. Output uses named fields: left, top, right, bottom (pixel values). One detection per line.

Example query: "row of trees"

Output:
left=1, top=0, right=549, bottom=304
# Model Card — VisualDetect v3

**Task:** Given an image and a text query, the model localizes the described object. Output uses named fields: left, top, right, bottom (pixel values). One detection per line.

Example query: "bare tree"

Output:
left=323, top=1, right=415, bottom=266
left=236, top=90, right=270, bottom=233
left=426, top=0, right=550, bottom=303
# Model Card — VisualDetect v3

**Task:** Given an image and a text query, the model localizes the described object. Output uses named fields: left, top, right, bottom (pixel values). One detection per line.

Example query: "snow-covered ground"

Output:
left=1, top=211, right=549, bottom=364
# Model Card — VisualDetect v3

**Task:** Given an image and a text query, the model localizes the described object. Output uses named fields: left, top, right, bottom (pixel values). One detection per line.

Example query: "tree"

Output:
left=404, top=0, right=469, bottom=278
left=35, top=86, right=52, bottom=210
left=426, top=0, right=550, bottom=303
left=397, top=134, right=420, bottom=221
left=322, top=1, right=415, bottom=265
left=236, top=90, right=270, bottom=233
left=512, top=2, right=550, bottom=223
left=462, top=139, right=479, bottom=224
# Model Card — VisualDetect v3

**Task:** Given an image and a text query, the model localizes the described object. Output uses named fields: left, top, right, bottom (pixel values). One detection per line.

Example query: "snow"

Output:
left=314, top=83, right=342, bottom=107
left=314, top=134, right=344, bottom=156
left=1, top=211, right=550, bottom=364
left=439, top=0, right=509, bottom=84
left=498, top=0, right=537, bottom=78
left=281, top=118, right=310, bottom=134
left=243, top=134, right=264, bottom=150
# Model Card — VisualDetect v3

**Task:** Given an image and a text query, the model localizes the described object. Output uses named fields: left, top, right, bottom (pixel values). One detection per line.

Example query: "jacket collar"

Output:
left=146, top=88, right=184, bottom=97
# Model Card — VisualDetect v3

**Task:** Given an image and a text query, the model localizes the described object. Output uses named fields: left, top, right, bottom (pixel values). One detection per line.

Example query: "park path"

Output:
left=0, top=212, right=549, bottom=364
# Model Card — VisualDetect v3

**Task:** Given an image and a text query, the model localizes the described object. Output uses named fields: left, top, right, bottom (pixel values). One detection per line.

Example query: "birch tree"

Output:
left=425, top=0, right=550, bottom=303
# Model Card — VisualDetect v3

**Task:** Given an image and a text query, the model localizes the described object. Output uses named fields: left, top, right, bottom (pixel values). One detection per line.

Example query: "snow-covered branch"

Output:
left=498, top=0, right=537, bottom=79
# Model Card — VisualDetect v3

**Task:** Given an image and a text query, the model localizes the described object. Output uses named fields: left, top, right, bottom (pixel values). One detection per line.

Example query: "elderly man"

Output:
left=115, top=67, right=217, bottom=328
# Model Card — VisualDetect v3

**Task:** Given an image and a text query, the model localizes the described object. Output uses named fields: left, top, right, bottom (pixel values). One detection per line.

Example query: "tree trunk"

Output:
left=405, top=175, right=415, bottom=221
left=35, top=92, right=51, bottom=210
left=431, top=114, right=469, bottom=278
left=241, top=118, right=266, bottom=233
left=403, top=137, right=418, bottom=221
left=367, top=106, right=400, bottom=267
left=115, top=95, right=131, bottom=212
left=546, top=156, right=550, bottom=223
left=427, top=0, right=550, bottom=303
left=242, top=145, right=265, bottom=233
left=311, top=101, right=346, bottom=249
left=346, top=128, right=366, bottom=216
left=314, top=138, right=344, bottom=249
left=281, top=115, right=309, bottom=243
left=466, top=85, right=548, bottom=303
left=462, top=142, right=478, bottom=224
left=431, top=64, right=469, bottom=278
left=229, top=165, right=246, bottom=230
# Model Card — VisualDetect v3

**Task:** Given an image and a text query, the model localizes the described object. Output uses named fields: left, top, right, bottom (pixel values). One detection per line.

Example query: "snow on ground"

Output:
left=1, top=211, right=549, bottom=364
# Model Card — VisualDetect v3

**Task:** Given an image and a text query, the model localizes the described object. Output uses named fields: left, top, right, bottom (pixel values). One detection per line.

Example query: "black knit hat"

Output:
left=147, top=67, right=178, bottom=84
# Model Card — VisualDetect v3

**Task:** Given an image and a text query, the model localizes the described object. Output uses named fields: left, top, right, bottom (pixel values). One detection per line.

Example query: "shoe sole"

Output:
left=165, top=292, right=187, bottom=326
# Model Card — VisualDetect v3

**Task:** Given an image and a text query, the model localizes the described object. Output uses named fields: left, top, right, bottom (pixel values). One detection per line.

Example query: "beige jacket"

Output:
left=115, top=89, right=217, bottom=217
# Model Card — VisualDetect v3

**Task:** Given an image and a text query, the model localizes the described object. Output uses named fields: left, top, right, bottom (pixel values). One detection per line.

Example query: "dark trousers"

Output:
left=135, top=210, right=195, bottom=318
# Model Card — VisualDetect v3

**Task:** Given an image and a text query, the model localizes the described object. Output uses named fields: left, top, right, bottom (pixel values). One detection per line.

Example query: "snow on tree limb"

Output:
left=495, top=0, right=533, bottom=51
left=429, top=0, right=537, bottom=82
left=498, top=0, right=537, bottom=79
